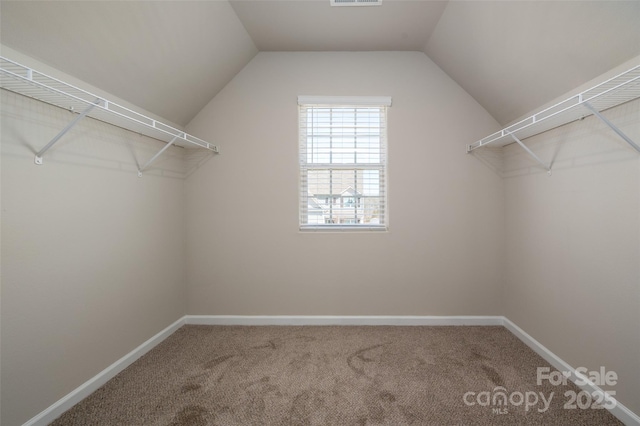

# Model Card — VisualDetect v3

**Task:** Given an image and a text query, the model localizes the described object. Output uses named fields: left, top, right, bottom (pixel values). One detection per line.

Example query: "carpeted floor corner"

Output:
left=51, top=325, right=622, bottom=425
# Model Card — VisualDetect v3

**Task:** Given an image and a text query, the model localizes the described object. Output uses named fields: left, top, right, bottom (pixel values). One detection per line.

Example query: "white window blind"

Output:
left=298, top=96, right=390, bottom=231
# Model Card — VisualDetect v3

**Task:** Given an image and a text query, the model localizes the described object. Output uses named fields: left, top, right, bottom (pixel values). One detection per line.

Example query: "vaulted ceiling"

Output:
left=1, top=1, right=639, bottom=128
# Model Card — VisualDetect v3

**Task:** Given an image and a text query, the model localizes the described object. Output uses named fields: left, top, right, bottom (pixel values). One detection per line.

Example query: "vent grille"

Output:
left=331, top=0, right=382, bottom=7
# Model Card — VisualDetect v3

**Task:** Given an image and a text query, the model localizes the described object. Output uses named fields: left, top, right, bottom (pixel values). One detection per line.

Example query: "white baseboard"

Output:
left=184, top=315, right=504, bottom=326
left=504, top=318, right=640, bottom=426
left=23, top=317, right=186, bottom=426
left=23, top=315, right=639, bottom=426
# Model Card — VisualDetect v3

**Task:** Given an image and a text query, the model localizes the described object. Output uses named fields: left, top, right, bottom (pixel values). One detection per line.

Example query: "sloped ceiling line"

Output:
left=1, top=1, right=639, bottom=128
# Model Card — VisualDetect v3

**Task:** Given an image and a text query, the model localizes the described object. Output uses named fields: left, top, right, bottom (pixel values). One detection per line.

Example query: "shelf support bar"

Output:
left=506, top=131, right=552, bottom=174
left=583, top=102, right=640, bottom=154
left=35, top=98, right=101, bottom=165
left=138, top=134, right=181, bottom=177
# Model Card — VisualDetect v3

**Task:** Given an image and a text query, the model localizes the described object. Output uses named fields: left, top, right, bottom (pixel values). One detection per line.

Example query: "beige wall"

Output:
left=503, top=97, right=640, bottom=414
left=185, top=52, right=504, bottom=316
left=8, top=46, right=637, bottom=424
left=1, top=89, right=187, bottom=424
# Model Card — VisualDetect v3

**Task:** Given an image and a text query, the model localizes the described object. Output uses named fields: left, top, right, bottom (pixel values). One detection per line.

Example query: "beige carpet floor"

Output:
left=51, top=325, right=622, bottom=425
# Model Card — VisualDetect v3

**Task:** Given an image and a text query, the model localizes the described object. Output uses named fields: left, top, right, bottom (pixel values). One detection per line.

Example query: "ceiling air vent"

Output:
left=331, top=0, right=382, bottom=7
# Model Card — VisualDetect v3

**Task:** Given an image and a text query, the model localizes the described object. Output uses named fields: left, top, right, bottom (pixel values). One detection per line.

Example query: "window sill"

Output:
left=299, top=225, right=388, bottom=233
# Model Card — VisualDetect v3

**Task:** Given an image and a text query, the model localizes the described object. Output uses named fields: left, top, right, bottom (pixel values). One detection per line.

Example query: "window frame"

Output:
left=298, top=96, right=391, bottom=232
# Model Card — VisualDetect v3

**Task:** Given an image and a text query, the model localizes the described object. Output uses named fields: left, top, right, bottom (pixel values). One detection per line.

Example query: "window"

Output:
left=298, top=96, right=390, bottom=231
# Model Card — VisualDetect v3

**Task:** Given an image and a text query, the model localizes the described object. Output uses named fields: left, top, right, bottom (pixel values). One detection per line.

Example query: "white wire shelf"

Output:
left=468, top=65, right=640, bottom=153
left=0, top=56, right=218, bottom=156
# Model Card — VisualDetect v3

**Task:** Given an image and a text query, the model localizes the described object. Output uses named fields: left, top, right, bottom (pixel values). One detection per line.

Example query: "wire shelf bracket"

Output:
left=467, top=64, right=640, bottom=163
left=137, top=134, right=180, bottom=177
left=34, top=98, right=102, bottom=165
left=583, top=101, right=640, bottom=154
left=0, top=56, right=219, bottom=175
left=506, top=130, right=552, bottom=175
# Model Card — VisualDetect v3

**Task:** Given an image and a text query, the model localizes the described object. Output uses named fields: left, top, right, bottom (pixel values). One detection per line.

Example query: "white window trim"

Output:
left=298, top=96, right=391, bottom=232
left=298, top=96, right=392, bottom=107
